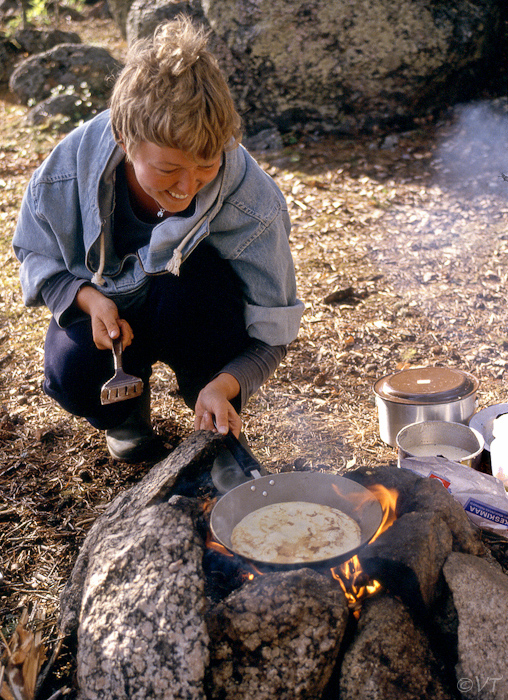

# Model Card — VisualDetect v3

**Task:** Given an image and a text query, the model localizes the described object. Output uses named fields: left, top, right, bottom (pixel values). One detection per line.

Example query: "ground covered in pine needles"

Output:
left=2, top=13, right=508, bottom=698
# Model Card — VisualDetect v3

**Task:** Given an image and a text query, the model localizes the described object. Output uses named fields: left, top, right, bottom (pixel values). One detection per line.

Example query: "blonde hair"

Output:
left=109, top=16, right=241, bottom=161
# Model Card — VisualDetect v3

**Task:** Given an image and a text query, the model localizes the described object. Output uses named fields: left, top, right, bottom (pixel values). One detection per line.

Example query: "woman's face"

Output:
left=127, top=140, right=222, bottom=214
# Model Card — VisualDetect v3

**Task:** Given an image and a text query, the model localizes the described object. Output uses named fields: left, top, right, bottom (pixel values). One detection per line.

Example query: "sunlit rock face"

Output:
left=118, top=0, right=503, bottom=135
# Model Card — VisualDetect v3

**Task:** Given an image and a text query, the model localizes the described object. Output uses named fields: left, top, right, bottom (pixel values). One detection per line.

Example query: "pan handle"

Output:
left=222, top=432, right=263, bottom=480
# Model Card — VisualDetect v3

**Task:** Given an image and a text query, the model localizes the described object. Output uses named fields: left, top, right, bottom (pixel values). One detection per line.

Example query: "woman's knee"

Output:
left=43, top=319, right=107, bottom=411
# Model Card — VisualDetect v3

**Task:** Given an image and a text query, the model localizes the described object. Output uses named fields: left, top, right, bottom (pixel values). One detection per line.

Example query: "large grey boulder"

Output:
left=9, top=43, right=123, bottom=106
left=443, top=553, right=508, bottom=700
left=207, top=568, right=349, bottom=700
left=108, top=0, right=136, bottom=39
left=126, top=0, right=205, bottom=47
left=59, top=431, right=223, bottom=699
left=348, top=464, right=484, bottom=556
left=358, top=510, right=453, bottom=614
left=13, top=27, right=81, bottom=54
left=60, top=430, right=222, bottom=637
left=118, top=0, right=502, bottom=136
left=203, top=0, right=501, bottom=134
left=339, top=594, right=455, bottom=700
left=125, top=0, right=235, bottom=87
left=76, top=497, right=209, bottom=700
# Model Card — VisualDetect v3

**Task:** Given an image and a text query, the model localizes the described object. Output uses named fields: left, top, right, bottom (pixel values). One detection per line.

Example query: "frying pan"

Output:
left=210, top=468, right=384, bottom=569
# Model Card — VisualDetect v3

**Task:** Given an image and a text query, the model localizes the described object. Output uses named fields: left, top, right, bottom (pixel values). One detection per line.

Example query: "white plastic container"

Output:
left=469, top=403, right=508, bottom=451
left=489, top=414, right=508, bottom=488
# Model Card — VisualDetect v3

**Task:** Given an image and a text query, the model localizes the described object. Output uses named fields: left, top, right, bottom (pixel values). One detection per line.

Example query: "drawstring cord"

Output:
left=166, top=248, right=183, bottom=275
left=91, top=229, right=187, bottom=282
left=91, top=230, right=106, bottom=286
left=165, top=225, right=202, bottom=276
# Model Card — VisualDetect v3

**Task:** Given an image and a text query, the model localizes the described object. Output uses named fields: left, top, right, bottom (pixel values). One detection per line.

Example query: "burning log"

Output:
left=206, top=568, right=349, bottom=700
left=338, top=593, right=456, bottom=700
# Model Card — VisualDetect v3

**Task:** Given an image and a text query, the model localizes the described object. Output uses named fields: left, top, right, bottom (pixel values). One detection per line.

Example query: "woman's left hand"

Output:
left=194, top=373, right=242, bottom=437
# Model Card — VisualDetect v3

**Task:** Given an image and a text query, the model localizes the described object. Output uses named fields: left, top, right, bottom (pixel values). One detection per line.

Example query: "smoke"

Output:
left=433, top=98, right=508, bottom=199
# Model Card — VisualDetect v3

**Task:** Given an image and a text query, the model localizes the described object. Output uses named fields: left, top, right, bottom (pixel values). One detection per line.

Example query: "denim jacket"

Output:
left=13, top=110, right=303, bottom=346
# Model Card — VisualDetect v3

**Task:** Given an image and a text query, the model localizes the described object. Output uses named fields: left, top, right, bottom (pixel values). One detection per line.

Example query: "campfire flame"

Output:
left=331, top=484, right=398, bottom=615
left=245, top=563, right=264, bottom=581
left=366, top=484, right=399, bottom=541
left=205, top=532, right=261, bottom=581
left=205, top=532, right=234, bottom=558
left=331, top=555, right=382, bottom=615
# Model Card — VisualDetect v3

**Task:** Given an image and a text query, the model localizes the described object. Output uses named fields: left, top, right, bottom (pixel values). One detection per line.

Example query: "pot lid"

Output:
left=374, top=367, right=479, bottom=405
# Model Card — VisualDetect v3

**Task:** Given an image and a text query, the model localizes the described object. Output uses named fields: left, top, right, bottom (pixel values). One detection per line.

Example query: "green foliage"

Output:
left=27, top=0, right=47, bottom=19
left=7, top=0, right=87, bottom=28
left=7, top=0, right=50, bottom=28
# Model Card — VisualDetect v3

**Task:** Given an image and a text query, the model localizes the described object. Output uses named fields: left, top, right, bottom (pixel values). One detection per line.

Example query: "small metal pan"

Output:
left=210, top=470, right=383, bottom=569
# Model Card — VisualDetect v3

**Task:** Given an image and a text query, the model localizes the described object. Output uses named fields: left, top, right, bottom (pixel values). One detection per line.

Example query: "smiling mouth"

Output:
left=168, top=191, right=188, bottom=200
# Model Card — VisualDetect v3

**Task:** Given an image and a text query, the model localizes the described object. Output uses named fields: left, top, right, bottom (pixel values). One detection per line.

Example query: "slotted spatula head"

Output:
left=100, top=338, right=144, bottom=405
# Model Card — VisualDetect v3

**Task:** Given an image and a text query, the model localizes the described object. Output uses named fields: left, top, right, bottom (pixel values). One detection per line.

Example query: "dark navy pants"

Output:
left=43, top=243, right=250, bottom=430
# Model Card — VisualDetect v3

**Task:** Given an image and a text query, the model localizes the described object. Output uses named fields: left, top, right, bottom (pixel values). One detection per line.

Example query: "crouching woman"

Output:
left=13, top=17, right=303, bottom=462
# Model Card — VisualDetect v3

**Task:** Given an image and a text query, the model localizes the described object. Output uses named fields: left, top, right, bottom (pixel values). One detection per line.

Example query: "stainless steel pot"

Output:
left=210, top=471, right=383, bottom=568
left=374, top=367, right=479, bottom=447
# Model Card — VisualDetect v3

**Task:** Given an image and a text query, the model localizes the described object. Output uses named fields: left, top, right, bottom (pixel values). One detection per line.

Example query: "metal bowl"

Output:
left=396, top=420, right=484, bottom=469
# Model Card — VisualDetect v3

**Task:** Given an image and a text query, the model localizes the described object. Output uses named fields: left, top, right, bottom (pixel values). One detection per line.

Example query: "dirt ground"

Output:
left=2, top=11, right=508, bottom=697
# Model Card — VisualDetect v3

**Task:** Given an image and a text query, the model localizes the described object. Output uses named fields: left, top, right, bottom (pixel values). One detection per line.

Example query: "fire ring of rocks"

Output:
left=56, top=431, right=508, bottom=700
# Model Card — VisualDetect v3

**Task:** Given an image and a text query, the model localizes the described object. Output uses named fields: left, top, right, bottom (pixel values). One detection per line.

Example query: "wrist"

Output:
left=75, top=284, right=103, bottom=314
left=212, top=372, right=240, bottom=400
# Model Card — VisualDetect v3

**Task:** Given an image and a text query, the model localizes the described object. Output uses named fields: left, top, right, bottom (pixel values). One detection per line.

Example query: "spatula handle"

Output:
left=112, top=337, right=123, bottom=370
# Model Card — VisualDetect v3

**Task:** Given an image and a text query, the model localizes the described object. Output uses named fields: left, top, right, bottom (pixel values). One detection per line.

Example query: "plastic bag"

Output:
left=399, top=455, right=508, bottom=532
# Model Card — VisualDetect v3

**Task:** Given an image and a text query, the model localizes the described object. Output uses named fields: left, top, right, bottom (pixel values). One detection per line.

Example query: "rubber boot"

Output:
left=105, top=385, right=166, bottom=462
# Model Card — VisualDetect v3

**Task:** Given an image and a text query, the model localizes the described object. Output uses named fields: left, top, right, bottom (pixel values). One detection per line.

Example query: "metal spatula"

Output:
left=100, top=337, right=144, bottom=405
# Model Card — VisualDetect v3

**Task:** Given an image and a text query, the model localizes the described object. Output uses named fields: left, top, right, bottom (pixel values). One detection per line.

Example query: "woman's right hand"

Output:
left=75, top=286, right=134, bottom=350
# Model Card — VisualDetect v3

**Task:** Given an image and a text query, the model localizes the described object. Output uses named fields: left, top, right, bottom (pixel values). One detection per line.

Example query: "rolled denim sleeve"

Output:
left=244, top=300, right=305, bottom=346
